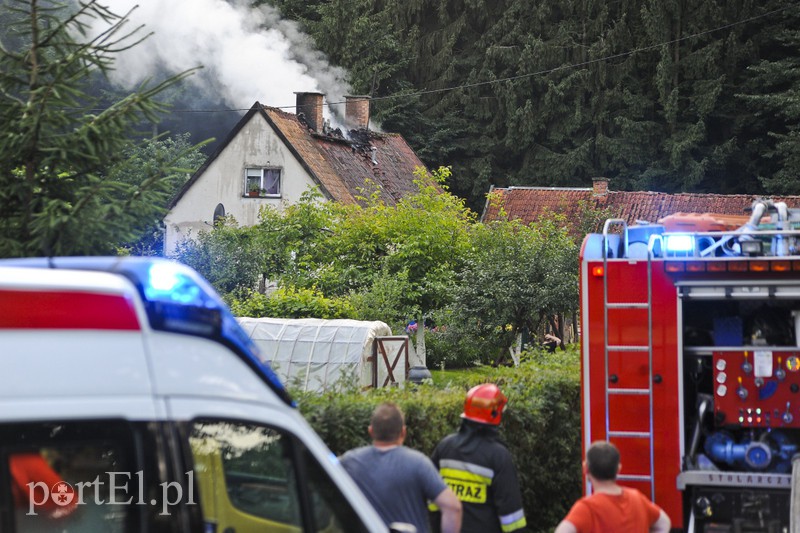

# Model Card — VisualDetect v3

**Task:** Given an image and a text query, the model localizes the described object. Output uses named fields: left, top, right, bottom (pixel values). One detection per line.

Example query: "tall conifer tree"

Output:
left=0, top=0, right=196, bottom=256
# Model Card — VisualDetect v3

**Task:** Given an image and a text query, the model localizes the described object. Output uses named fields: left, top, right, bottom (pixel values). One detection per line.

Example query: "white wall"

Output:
left=164, top=113, right=323, bottom=255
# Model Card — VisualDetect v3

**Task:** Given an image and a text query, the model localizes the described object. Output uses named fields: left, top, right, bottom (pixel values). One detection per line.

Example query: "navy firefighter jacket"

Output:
left=430, top=421, right=527, bottom=533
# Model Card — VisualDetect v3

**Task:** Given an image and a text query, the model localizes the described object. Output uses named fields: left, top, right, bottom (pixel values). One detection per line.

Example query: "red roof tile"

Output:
left=481, top=185, right=800, bottom=238
left=264, top=106, right=425, bottom=205
left=169, top=102, right=428, bottom=209
left=264, top=106, right=427, bottom=206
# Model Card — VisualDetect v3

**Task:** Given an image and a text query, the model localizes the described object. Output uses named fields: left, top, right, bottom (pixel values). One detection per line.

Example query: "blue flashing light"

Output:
left=145, top=263, right=202, bottom=305
left=665, top=235, right=694, bottom=254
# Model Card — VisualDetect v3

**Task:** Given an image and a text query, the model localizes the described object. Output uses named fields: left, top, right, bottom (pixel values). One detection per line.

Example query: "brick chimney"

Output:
left=295, top=91, right=324, bottom=132
left=344, top=95, right=370, bottom=130
left=592, top=177, right=609, bottom=197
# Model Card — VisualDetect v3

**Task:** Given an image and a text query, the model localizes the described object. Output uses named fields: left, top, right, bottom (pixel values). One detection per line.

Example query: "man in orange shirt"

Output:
left=555, top=441, right=671, bottom=533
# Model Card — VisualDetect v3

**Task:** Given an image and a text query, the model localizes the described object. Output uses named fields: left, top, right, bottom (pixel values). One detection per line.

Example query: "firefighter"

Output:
left=431, top=383, right=527, bottom=533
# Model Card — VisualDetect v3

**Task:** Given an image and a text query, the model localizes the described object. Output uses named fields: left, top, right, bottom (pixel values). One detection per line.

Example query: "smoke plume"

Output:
left=95, top=0, right=352, bottom=122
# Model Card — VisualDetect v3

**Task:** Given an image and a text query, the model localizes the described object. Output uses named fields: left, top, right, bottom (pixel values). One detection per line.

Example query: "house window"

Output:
left=245, top=168, right=281, bottom=197
left=213, top=203, right=225, bottom=225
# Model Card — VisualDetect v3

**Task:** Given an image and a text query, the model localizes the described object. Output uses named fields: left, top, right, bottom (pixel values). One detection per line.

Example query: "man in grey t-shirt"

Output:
left=340, top=403, right=461, bottom=533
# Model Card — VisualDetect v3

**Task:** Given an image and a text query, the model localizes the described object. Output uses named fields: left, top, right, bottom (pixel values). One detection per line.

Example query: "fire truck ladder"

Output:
left=602, top=219, right=655, bottom=497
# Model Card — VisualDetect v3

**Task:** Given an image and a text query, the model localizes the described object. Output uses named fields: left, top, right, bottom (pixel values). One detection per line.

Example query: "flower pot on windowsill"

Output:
left=248, top=190, right=260, bottom=197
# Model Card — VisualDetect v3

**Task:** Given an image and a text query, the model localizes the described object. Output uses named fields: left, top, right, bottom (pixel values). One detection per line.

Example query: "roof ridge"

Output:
left=500, top=186, right=592, bottom=191
left=494, top=186, right=800, bottom=200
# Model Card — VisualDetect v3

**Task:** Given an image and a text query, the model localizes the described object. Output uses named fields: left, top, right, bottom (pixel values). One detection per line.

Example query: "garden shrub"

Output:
left=229, top=286, right=355, bottom=319
left=294, top=349, right=583, bottom=533
left=424, top=326, right=486, bottom=369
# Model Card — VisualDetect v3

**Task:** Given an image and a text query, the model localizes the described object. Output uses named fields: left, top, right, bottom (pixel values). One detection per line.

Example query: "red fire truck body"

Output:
left=580, top=200, right=800, bottom=532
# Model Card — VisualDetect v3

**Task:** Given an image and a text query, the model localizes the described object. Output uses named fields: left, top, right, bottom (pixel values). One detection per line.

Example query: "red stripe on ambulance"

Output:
left=0, top=290, right=140, bottom=330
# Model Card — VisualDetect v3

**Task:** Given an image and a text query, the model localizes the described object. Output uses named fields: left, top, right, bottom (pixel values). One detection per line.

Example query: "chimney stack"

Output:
left=295, top=91, right=324, bottom=132
left=344, top=95, right=370, bottom=130
left=592, top=177, right=609, bottom=197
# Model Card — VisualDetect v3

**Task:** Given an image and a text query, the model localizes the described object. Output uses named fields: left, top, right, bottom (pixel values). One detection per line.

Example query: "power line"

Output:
left=361, top=2, right=798, bottom=105
left=77, top=3, right=799, bottom=114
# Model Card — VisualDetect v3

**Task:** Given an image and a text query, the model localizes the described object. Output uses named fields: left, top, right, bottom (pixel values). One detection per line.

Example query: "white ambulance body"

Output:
left=0, top=257, right=387, bottom=533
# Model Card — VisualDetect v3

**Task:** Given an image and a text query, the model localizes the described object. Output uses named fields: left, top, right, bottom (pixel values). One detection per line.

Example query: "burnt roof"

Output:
left=169, top=102, right=427, bottom=209
left=480, top=184, right=800, bottom=238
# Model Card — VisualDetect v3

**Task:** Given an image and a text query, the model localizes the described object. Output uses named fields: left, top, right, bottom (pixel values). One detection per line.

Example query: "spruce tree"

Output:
left=738, top=0, right=800, bottom=194
left=0, top=0, right=196, bottom=257
left=265, top=0, right=798, bottom=204
left=635, top=0, right=759, bottom=193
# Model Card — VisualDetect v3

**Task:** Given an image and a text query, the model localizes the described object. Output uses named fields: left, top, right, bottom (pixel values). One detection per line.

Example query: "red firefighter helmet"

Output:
left=461, top=383, right=508, bottom=425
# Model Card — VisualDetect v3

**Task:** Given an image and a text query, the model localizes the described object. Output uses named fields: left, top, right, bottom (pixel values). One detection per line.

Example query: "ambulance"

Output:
left=0, top=256, right=390, bottom=532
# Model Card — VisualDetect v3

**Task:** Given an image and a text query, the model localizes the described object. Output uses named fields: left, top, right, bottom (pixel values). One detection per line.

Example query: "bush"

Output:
left=229, top=286, right=355, bottom=319
left=294, top=348, right=583, bottom=533
left=424, top=326, right=486, bottom=369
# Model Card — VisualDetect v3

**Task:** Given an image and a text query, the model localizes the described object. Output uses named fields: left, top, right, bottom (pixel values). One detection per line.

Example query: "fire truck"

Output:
left=580, top=199, right=800, bottom=532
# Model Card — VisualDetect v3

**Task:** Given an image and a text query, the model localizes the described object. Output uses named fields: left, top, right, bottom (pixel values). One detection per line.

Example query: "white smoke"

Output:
left=94, top=0, right=352, bottom=121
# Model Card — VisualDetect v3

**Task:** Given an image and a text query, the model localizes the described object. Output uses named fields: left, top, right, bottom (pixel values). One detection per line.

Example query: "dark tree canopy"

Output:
left=263, top=0, right=800, bottom=211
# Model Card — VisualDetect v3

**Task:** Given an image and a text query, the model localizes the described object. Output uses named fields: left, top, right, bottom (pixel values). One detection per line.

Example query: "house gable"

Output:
left=163, top=95, right=429, bottom=255
left=164, top=106, right=323, bottom=253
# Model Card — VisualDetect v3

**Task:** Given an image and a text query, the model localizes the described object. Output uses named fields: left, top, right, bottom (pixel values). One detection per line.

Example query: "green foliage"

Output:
left=328, top=167, right=473, bottom=302
left=229, top=286, right=355, bottom=319
left=309, top=0, right=411, bottom=108
left=424, top=322, right=486, bottom=369
left=295, top=350, right=582, bottom=533
left=326, top=166, right=475, bottom=355
left=173, top=218, right=263, bottom=294
left=737, top=2, right=800, bottom=194
left=253, top=189, right=341, bottom=292
left=445, top=215, right=578, bottom=365
left=347, top=269, right=418, bottom=332
left=114, top=134, right=206, bottom=255
left=0, top=0, right=199, bottom=257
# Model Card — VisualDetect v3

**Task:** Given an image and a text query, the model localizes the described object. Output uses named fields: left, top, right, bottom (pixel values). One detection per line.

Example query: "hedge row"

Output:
left=294, top=349, right=583, bottom=533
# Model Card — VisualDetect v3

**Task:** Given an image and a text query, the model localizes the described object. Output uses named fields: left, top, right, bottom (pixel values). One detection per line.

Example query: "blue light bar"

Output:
left=665, top=235, right=694, bottom=254
left=132, top=260, right=294, bottom=406
left=146, top=262, right=204, bottom=305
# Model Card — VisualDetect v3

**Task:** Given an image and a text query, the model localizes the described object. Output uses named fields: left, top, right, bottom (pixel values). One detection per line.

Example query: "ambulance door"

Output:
left=166, top=398, right=383, bottom=533
left=0, top=418, right=187, bottom=532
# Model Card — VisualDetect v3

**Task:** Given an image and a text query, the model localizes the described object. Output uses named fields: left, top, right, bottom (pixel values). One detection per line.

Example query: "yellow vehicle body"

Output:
left=191, top=438, right=300, bottom=533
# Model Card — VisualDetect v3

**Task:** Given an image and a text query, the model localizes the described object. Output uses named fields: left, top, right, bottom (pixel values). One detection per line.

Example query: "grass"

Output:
left=428, top=344, right=579, bottom=389
left=429, top=365, right=499, bottom=387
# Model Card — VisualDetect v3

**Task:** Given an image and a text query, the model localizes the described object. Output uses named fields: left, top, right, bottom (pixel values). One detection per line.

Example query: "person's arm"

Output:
left=433, top=486, right=462, bottom=533
left=650, top=510, right=671, bottom=533
left=554, top=519, right=578, bottom=533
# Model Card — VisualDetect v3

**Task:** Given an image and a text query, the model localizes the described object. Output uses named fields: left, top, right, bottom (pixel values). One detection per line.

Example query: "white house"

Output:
left=164, top=92, right=428, bottom=254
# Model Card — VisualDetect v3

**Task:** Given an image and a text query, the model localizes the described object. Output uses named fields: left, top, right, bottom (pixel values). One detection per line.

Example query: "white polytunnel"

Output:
left=236, top=317, right=409, bottom=392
